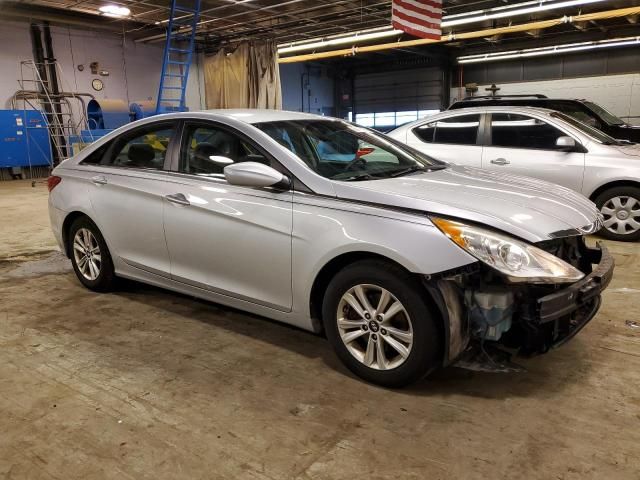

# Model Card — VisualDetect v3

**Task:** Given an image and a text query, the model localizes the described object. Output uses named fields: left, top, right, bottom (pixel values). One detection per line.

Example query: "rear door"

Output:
left=85, top=121, right=178, bottom=276
left=481, top=112, right=585, bottom=191
left=405, top=113, right=484, bottom=166
left=162, top=121, right=293, bottom=311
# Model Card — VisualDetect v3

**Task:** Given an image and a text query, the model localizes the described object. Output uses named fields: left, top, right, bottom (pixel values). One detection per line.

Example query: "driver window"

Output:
left=491, top=113, right=568, bottom=150
left=180, top=124, right=267, bottom=177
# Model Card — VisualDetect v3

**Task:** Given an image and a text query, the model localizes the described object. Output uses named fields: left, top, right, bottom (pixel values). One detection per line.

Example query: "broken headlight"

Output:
left=432, top=217, right=585, bottom=284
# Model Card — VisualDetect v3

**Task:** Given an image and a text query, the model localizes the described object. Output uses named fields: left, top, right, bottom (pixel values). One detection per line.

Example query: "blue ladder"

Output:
left=155, top=0, right=201, bottom=114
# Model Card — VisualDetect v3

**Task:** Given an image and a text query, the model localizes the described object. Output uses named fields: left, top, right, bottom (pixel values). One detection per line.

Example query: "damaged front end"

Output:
left=427, top=233, right=614, bottom=372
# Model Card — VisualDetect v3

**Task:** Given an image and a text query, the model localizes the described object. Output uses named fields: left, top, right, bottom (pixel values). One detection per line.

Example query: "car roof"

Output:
left=443, top=105, right=557, bottom=115
left=202, top=109, right=330, bottom=124
left=452, top=97, right=587, bottom=105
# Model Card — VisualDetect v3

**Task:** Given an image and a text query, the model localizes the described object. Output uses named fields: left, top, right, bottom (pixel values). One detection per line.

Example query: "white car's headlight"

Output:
left=432, top=217, right=585, bottom=284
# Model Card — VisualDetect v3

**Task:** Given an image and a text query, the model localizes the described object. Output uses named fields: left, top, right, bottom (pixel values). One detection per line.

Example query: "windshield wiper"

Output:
left=341, top=174, right=377, bottom=182
left=389, top=165, right=446, bottom=178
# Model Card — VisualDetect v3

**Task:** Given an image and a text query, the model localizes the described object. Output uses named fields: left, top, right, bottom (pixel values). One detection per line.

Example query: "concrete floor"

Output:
left=1, top=179, right=639, bottom=480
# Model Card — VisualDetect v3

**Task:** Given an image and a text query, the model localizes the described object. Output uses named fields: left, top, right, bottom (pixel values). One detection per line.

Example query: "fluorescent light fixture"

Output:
left=457, top=36, right=640, bottom=64
left=442, top=0, right=605, bottom=27
left=99, top=5, right=131, bottom=17
left=277, top=0, right=606, bottom=55
left=278, top=28, right=403, bottom=54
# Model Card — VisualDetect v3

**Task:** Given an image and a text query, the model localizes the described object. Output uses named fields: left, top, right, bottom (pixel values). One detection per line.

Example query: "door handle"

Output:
left=165, top=193, right=190, bottom=206
left=490, top=158, right=510, bottom=166
left=91, top=175, right=107, bottom=185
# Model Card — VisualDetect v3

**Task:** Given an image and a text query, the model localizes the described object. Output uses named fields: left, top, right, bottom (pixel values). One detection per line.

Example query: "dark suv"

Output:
left=449, top=95, right=640, bottom=143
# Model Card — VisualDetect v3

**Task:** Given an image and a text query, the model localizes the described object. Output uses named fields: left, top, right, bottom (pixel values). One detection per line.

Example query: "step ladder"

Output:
left=18, top=60, right=85, bottom=164
left=156, top=0, right=201, bottom=114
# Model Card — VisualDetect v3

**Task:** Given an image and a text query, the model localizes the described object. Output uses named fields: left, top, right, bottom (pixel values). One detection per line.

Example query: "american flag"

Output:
left=391, top=0, right=443, bottom=40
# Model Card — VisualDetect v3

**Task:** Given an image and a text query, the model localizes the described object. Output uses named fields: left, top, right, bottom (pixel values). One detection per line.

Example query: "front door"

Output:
left=162, top=121, right=293, bottom=311
left=481, top=112, right=586, bottom=192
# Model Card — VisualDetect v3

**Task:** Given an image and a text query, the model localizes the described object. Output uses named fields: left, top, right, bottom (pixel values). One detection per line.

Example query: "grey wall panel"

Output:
left=523, top=57, right=562, bottom=80
left=562, top=52, right=606, bottom=77
left=457, top=47, right=640, bottom=87
left=607, top=49, right=640, bottom=74
left=485, top=60, right=523, bottom=83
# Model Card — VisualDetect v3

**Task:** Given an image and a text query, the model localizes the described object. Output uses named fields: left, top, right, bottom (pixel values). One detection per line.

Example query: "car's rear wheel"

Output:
left=68, top=216, right=116, bottom=291
left=322, top=259, right=441, bottom=387
left=595, top=186, right=640, bottom=242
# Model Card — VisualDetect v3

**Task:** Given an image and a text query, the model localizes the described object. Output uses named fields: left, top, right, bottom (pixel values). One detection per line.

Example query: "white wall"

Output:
left=450, top=73, right=640, bottom=125
left=0, top=21, right=37, bottom=108
left=0, top=19, right=205, bottom=120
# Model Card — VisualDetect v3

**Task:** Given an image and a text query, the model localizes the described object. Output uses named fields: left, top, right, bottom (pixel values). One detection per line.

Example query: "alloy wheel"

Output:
left=601, top=196, right=640, bottom=236
left=73, top=228, right=102, bottom=281
left=336, top=284, right=413, bottom=370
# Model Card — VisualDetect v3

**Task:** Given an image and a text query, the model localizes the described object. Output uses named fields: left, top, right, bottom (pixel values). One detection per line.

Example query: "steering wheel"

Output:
left=343, top=156, right=367, bottom=172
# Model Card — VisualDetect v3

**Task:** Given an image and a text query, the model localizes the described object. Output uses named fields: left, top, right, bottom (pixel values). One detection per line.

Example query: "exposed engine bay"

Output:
left=428, top=235, right=614, bottom=372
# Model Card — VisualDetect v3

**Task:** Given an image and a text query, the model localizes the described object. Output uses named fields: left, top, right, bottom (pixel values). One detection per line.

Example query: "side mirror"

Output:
left=224, top=162, right=290, bottom=189
left=556, top=136, right=577, bottom=151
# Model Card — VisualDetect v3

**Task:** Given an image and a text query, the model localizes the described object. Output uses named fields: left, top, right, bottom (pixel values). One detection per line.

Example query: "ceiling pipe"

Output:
left=278, top=6, right=640, bottom=63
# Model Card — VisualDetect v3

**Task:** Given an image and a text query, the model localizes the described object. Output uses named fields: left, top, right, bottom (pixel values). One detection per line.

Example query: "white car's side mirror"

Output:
left=556, top=136, right=577, bottom=150
left=224, top=162, right=290, bottom=189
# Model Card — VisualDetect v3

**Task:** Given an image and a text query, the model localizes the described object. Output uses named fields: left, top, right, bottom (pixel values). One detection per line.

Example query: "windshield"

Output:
left=254, top=119, right=445, bottom=181
left=584, top=101, right=626, bottom=126
left=550, top=112, right=621, bottom=145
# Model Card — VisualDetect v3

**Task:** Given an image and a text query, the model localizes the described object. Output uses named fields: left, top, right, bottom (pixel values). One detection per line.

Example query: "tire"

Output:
left=322, top=259, right=441, bottom=388
left=594, top=186, right=640, bottom=242
left=68, top=216, right=116, bottom=292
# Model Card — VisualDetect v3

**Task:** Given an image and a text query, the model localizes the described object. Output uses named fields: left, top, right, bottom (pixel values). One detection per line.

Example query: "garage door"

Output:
left=354, top=67, right=444, bottom=114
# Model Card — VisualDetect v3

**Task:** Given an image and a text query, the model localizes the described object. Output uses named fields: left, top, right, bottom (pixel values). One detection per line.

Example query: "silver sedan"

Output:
left=48, top=110, right=613, bottom=386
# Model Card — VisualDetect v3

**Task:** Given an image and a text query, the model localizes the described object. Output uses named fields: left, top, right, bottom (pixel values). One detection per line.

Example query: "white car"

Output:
left=389, top=106, right=640, bottom=241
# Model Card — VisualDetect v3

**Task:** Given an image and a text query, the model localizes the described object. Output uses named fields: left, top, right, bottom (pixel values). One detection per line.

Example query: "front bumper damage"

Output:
left=430, top=240, right=614, bottom=370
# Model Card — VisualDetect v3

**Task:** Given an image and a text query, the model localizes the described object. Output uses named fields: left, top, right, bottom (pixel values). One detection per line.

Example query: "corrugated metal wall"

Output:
left=457, top=48, right=640, bottom=87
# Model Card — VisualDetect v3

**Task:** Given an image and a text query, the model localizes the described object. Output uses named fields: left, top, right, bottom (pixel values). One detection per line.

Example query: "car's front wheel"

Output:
left=595, top=186, right=640, bottom=242
left=322, top=260, right=441, bottom=387
left=68, top=216, right=116, bottom=292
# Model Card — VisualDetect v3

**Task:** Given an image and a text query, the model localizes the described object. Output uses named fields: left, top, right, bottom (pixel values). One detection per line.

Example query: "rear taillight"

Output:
left=47, top=176, right=62, bottom=192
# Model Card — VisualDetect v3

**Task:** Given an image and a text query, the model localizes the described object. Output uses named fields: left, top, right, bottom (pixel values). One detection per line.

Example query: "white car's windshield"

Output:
left=255, top=119, right=445, bottom=181
left=551, top=112, right=622, bottom=145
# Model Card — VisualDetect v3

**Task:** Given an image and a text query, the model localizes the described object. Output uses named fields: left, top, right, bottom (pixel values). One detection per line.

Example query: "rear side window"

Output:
left=80, top=142, right=111, bottom=165
left=413, top=114, right=481, bottom=145
left=108, top=124, right=175, bottom=169
left=413, top=123, right=436, bottom=143
left=490, top=113, right=566, bottom=150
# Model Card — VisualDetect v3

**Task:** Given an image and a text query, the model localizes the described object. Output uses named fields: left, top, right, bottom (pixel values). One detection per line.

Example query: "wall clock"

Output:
left=92, top=78, right=104, bottom=91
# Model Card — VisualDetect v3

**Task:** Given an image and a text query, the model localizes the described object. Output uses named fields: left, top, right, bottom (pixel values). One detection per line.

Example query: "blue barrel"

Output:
left=129, top=100, right=158, bottom=121
left=87, top=99, right=130, bottom=130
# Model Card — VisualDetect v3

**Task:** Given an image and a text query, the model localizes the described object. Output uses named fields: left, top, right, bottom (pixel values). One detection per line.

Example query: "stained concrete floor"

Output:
left=1, top=179, right=639, bottom=480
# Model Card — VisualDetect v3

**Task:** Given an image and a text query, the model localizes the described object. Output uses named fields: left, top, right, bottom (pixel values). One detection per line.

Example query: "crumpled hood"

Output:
left=333, top=165, right=601, bottom=243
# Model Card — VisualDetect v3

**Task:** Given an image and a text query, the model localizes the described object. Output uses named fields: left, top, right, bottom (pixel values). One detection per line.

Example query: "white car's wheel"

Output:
left=595, top=186, right=640, bottom=242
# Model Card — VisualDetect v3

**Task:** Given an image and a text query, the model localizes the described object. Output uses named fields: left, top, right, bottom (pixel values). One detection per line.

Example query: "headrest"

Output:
left=193, top=142, right=217, bottom=159
left=128, top=143, right=156, bottom=164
